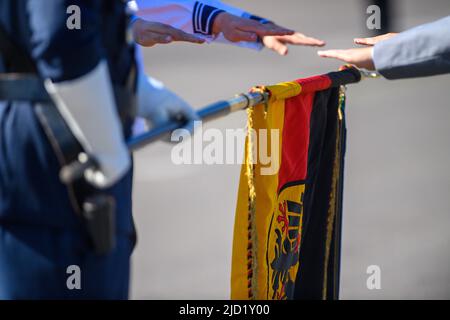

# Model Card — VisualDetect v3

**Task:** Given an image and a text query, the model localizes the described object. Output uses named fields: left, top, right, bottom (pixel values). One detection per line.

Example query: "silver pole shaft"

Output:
left=128, top=91, right=267, bottom=151
left=60, top=91, right=268, bottom=184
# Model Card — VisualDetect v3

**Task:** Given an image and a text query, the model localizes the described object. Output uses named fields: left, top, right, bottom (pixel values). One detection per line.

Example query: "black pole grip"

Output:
left=327, top=67, right=362, bottom=87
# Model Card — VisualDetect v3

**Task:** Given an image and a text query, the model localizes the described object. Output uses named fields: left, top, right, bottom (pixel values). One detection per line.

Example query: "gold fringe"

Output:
left=246, top=106, right=258, bottom=299
left=322, top=86, right=346, bottom=300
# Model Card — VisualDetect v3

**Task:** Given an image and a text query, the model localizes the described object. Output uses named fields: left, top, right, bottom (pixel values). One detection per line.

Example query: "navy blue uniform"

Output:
left=0, top=0, right=136, bottom=299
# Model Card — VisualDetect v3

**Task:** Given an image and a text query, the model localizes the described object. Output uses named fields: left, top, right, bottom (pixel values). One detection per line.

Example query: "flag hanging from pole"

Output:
left=231, top=69, right=357, bottom=300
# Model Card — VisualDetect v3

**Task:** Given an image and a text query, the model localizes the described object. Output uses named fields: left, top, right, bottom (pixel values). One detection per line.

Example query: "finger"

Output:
left=354, top=33, right=397, bottom=46
left=265, top=38, right=289, bottom=56
left=276, top=33, right=326, bottom=47
left=354, top=37, right=377, bottom=46
left=317, top=49, right=352, bottom=62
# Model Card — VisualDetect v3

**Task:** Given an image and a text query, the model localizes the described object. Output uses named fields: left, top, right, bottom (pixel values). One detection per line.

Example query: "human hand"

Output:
left=212, top=12, right=295, bottom=43
left=317, top=47, right=375, bottom=70
left=132, top=18, right=205, bottom=47
left=353, top=33, right=398, bottom=46
left=136, top=74, right=199, bottom=141
left=263, top=32, right=325, bottom=56
left=317, top=32, right=398, bottom=69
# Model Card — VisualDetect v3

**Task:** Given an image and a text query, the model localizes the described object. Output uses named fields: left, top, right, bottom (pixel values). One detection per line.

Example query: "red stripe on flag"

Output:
left=277, top=92, right=315, bottom=193
left=295, top=75, right=332, bottom=94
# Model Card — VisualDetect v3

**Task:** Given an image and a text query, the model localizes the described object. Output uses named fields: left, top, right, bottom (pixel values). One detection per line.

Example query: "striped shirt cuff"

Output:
left=192, top=2, right=225, bottom=35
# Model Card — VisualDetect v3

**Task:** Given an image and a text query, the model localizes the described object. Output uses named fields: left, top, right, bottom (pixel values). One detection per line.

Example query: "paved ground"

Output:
left=131, top=0, right=450, bottom=299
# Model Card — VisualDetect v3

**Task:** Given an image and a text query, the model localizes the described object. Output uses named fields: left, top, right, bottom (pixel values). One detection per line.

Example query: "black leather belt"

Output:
left=0, top=73, right=51, bottom=102
left=0, top=72, right=137, bottom=134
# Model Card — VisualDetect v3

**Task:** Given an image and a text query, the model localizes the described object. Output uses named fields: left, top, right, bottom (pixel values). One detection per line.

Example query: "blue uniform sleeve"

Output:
left=26, top=0, right=104, bottom=82
left=133, top=0, right=265, bottom=50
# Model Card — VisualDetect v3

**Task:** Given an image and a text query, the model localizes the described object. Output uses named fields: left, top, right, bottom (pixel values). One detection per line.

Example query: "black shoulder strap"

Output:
left=0, top=23, right=36, bottom=73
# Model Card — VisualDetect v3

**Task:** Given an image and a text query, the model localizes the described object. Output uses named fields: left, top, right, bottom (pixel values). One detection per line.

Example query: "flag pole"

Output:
left=125, top=66, right=371, bottom=151
left=59, top=91, right=268, bottom=184
left=127, top=91, right=268, bottom=151
left=59, top=66, right=373, bottom=184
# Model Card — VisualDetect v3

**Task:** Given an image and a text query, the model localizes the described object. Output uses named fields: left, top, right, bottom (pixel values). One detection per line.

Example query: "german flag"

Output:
left=231, top=67, right=360, bottom=300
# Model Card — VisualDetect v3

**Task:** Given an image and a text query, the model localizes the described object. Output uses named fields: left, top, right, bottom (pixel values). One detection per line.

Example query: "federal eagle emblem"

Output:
left=267, top=184, right=304, bottom=300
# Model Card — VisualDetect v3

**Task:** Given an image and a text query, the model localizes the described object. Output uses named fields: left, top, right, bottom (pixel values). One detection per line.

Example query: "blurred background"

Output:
left=131, top=0, right=450, bottom=299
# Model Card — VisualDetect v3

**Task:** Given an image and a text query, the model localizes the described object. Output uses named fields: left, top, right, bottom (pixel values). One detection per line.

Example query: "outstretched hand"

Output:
left=213, top=13, right=325, bottom=55
left=354, top=33, right=398, bottom=46
left=318, top=47, right=375, bottom=70
left=317, top=33, right=398, bottom=70
left=212, top=12, right=294, bottom=42
left=132, top=18, right=206, bottom=47
left=263, top=32, right=325, bottom=56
